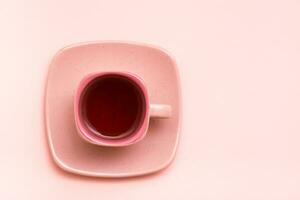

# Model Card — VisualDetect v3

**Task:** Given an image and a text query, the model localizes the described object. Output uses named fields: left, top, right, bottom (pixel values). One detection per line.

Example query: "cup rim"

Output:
left=74, top=71, right=150, bottom=147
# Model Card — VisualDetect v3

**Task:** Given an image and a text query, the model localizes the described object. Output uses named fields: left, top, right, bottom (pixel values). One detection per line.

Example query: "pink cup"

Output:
left=74, top=72, right=172, bottom=147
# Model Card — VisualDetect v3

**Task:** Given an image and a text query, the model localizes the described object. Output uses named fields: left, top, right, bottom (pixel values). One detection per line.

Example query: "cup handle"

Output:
left=150, top=104, right=172, bottom=118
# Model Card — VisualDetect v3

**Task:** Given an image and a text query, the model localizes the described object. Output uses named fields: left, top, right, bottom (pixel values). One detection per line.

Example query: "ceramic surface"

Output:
left=74, top=72, right=172, bottom=147
left=45, top=41, right=182, bottom=177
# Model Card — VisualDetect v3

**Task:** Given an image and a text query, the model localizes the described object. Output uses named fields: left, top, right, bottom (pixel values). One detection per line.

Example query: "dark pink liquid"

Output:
left=81, top=76, right=144, bottom=137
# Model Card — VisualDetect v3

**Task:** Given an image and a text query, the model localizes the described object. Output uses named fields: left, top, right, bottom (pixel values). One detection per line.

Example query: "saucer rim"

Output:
left=44, top=40, right=182, bottom=178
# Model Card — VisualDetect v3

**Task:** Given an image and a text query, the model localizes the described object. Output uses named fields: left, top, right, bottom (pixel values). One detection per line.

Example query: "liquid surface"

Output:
left=82, top=76, right=143, bottom=137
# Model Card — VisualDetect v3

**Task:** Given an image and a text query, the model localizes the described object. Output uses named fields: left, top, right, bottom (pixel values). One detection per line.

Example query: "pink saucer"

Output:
left=45, top=41, right=182, bottom=178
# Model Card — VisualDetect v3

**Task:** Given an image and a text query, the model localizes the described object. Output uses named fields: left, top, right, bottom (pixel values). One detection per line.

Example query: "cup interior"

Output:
left=79, top=74, right=147, bottom=140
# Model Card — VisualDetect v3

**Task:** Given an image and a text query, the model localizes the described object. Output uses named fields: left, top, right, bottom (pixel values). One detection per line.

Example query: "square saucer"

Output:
left=45, top=41, right=182, bottom=178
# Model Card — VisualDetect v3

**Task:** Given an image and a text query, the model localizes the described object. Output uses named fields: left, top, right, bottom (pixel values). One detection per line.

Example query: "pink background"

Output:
left=1, top=0, right=300, bottom=199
